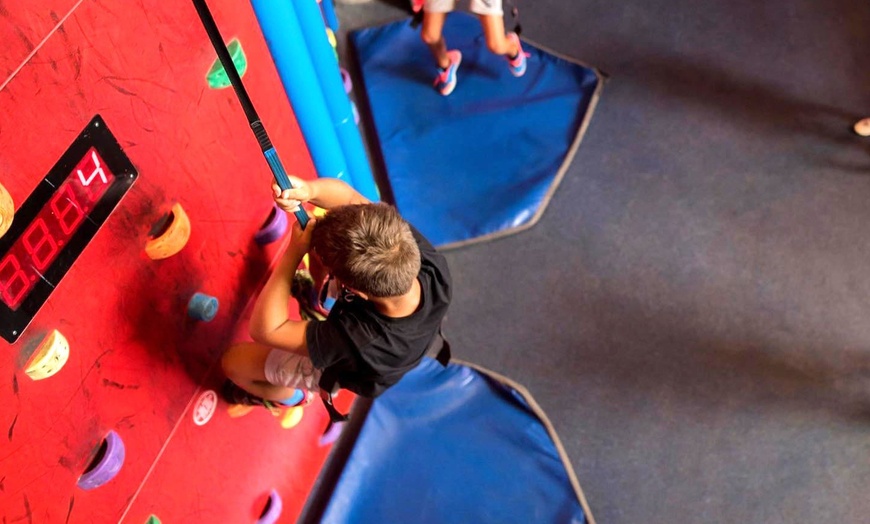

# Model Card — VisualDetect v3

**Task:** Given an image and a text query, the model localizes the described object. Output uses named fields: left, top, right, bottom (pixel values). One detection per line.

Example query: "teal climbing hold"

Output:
left=188, top=292, right=219, bottom=322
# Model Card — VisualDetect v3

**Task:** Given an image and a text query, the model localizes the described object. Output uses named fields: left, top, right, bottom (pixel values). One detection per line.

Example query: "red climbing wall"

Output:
left=0, top=0, right=348, bottom=522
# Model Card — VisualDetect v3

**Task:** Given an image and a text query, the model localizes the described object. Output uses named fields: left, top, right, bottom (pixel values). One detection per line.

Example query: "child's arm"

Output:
left=248, top=217, right=315, bottom=355
left=273, top=176, right=370, bottom=213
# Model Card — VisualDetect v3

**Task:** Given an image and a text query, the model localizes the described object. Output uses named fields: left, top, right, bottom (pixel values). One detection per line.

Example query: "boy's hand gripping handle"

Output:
left=252, top=122, right=309, bottom=229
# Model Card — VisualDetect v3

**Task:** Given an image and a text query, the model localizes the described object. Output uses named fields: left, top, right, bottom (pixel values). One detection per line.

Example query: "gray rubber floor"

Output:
left=335, top=1, right=870, bottom=522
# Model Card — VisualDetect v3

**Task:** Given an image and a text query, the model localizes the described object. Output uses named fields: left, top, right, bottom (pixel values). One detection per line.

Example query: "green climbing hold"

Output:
left=145, top=516, right=162, bottom=524
left=207, top=38, right=248, bottom=89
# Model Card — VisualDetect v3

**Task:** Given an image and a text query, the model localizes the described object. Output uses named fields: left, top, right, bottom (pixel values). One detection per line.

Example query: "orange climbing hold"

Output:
left=145, top=203, right=191, bottom=260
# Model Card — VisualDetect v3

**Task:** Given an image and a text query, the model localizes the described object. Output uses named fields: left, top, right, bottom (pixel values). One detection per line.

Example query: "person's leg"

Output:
left=221, top=342, right=316, bottom=402
left=473, top=0, right=527, bottom=77
left=422, top=3, right=462, bottom=96
left=477, top=14, right=516, bottom=57
left=421, top=10, right=450, bottom=68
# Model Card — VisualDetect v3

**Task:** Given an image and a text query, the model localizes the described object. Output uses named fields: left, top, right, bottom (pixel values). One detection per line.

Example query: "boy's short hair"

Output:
left=311, top=203, right=421, bottom=298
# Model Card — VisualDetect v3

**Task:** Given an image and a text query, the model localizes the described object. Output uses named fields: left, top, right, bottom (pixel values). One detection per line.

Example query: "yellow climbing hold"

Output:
left=25, top=330, right=70, bottom=380
left=326, top=29, right=338, bottom=61
left=0, top=182, right=13, bottom=239
left=227, top=404, right=255, bottom=418
left=280, top=406, right=304, bottom=429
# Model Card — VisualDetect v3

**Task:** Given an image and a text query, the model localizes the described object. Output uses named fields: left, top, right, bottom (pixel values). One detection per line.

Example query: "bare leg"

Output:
left=478, top=14, right=519, bottom=57
left=221, top=341, right=298, bottom=401
left=421, top=11, right=450, bottom=68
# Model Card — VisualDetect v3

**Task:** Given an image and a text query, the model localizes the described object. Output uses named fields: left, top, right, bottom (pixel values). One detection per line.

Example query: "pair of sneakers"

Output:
left=434, top=32, right=528, bottom=96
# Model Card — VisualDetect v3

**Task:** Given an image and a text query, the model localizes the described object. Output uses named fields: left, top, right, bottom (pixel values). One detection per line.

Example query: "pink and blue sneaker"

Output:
left=434, top=50, right=462, bottom=96
left=506, top=32, right=528, bottom=77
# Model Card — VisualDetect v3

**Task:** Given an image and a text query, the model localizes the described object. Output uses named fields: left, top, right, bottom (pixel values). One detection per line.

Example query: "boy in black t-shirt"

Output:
left=220, top=176, right=451, bottom=415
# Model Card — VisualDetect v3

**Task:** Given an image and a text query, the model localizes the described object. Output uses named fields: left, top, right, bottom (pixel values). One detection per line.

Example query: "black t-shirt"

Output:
left=305, top=225, right=451, bottom=397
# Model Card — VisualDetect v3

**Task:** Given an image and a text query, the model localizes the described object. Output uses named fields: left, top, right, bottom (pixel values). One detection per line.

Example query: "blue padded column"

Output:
left=249, top=0, right=350, bottom=184
left=320, top=0, right=340, bottom=33
left=292, top=0, right=380, bottom=201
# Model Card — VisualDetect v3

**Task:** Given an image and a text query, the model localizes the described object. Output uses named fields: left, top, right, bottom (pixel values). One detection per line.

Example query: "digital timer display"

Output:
left=0, top=115, right=137, bottom=343
left=0, top=149, right=114, bottom=310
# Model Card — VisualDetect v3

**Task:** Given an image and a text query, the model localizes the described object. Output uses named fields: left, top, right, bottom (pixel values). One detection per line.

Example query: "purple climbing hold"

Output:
left=340, top=68, right=352, bottom=94
left=254, top=203, right=289, bottom=245
left=77, top=430, right=126, bottom=490
left=256, top=489, right=283, bottom=524
left=318, top=420, right=346, bottom=446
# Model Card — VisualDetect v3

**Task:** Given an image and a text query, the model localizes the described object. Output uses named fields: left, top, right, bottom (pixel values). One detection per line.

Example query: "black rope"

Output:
left=191, top=0, right=308, bottom=227
left=191, top=0, right=259, bottom=125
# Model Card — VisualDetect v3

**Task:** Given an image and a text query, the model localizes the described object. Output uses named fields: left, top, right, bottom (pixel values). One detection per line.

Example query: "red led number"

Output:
left=77, top=150, right=107, bottom=186
left=1, top=148, right=116, bottom=311
left=50, top=183, right=85, bottom=235
left=76, top=150, right=108, bottom=200
left=0, top=254, right=29, bottom=308
left=22, top=219, right=59, bottom=272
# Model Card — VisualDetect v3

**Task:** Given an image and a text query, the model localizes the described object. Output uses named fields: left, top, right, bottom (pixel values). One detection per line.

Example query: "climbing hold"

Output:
left=145, top=202, right=191, bottom=260
left=318, top=420, right=345, bottom=446
left=188, top=292, right=219, bottom=322
left=192, top=389, right=218, bottom=425
left=227, top=404, right=255, bottom=418
left=207, top=38, right=248, bottom=89
left=254, top=203, right=288, bottom=245
left=0, top=182, right=13, bottom=239
left=326, top=28, right=338, bottom=61
left=853, top=118, right=870, bottom=137
left=257, top=490, right=283, bottom=524
left=280, top=406, right=305, bottom=429
left=78, top=430, right=125, bottom=490
left=340, top=68, right=352, bottom=94
left=24, top=329, right=70, bottom=380
left=146, top=516, right=162, bottom=524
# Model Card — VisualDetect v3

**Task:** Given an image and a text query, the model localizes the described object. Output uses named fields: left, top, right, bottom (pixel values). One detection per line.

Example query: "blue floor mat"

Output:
left=350, top=13, right=602, bottom=248
left=318, top=358, right=594, bottom=524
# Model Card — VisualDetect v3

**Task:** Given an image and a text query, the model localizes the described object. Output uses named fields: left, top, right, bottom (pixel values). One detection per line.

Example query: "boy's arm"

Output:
left=253, top=175, right=367, bottom=352
left=274, top=176, right=370, bottom=212
left=248, top=218, right=314, bottom=356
